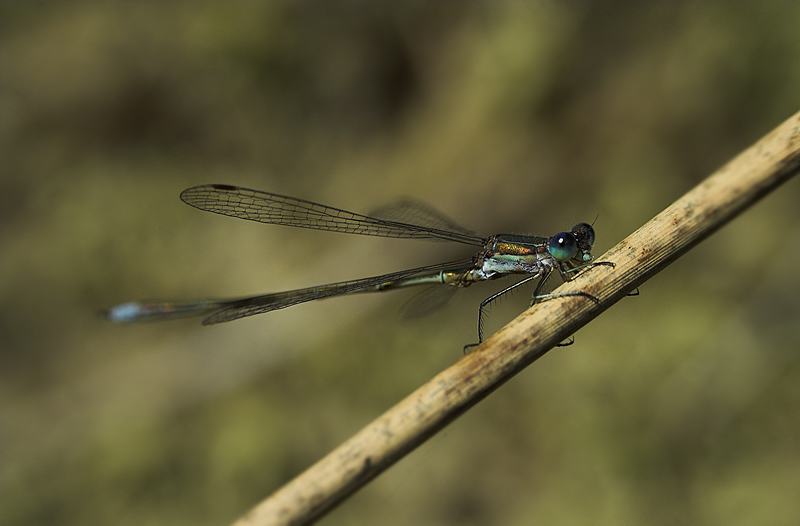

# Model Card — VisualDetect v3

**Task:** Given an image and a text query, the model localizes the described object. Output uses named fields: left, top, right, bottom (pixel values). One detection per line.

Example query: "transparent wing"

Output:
left=180, top=184, right=486, bottom=246
left=201, top=258, right=477, bottom=325
left=369, top=199, right=482, bottom=241
left=399, top=285, right=459, bottom=319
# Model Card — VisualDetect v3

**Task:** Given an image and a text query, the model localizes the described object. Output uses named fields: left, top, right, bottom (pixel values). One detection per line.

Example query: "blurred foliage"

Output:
left=2, top=3, right=799, bottom=526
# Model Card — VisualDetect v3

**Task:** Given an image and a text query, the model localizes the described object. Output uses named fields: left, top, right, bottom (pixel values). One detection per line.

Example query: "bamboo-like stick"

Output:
left=233, top=110, right=800, bottom=526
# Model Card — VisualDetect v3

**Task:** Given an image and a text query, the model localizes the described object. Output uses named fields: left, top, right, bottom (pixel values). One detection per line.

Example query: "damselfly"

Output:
left=104, top=184, right=610, bottom=344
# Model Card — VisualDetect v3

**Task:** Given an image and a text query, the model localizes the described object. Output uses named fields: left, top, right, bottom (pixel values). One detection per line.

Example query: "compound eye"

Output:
left=571, top=223, right=595, bottom=247
left=549, top=232, right=579, bottom=262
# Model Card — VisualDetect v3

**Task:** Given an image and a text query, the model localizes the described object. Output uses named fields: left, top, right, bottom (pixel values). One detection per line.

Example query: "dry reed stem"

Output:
left=233, top=110, right=800, bottom=526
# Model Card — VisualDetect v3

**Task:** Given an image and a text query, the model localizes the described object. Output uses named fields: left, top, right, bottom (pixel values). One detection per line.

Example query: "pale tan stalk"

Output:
left=233, top=110, right=800, bottom=526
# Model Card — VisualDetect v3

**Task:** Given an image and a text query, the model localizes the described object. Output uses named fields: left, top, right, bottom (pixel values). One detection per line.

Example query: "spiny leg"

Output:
left=477, top=273, right=546, bottom=344
left=561, top=260, right=615, bottom=281
left=462, top=272, right=547, bottom=353
left=529, top=261, right=614, bottom=346
left=532, top=259, right=615, bottom=306
left=527, top=269, right=582, bottom=347
left=531, top=290, right=602, bottom=307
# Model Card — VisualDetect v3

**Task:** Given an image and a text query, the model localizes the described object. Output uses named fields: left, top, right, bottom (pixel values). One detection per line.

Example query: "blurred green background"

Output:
left=3, top=3, right=799, bottom=525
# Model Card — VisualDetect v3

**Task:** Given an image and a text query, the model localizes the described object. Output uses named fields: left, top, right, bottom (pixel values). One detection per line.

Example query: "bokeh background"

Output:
left=3, top=3, right=799, bottom=525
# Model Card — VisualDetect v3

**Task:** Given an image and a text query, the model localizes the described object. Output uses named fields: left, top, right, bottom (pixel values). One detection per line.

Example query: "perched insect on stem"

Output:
left=104, top=184, right=612, bottom=345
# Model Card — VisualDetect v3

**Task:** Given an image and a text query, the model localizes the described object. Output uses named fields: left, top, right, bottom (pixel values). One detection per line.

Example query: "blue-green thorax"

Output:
left=479, top=223, right=597, bottom=279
